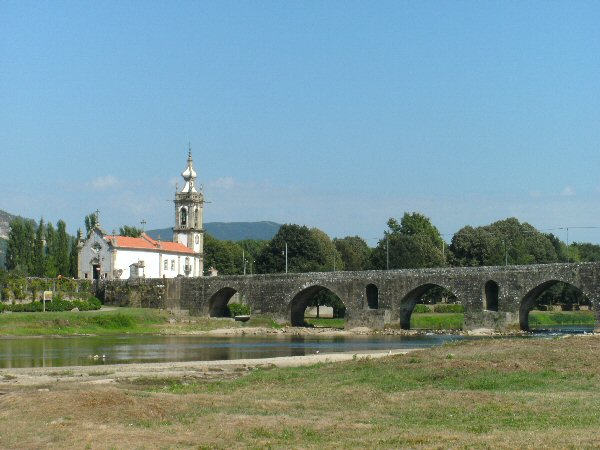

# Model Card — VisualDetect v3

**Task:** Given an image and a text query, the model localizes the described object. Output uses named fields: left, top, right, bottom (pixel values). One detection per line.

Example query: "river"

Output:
left=0, top=333, right=467, bottom=369
left=0, top=325, right=593, bottom=369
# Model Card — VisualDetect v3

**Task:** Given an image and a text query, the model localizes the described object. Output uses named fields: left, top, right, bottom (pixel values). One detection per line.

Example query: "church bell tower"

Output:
left=173, top=147, right=204, bottom=275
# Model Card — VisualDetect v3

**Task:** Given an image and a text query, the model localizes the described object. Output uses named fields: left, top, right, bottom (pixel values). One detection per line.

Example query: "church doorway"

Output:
left=93, top=264, right=100, bottom=280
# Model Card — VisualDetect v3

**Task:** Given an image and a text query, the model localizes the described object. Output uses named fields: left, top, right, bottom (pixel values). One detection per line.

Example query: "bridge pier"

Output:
left=345, top=309, right=391, bottom=329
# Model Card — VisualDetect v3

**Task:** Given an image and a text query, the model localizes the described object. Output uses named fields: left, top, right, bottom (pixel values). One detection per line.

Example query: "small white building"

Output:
left=78, top=150, right=205, bottom=280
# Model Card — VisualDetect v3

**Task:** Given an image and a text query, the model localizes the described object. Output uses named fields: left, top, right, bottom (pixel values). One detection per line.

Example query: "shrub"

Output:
left=0, top=296, right=102, bottom=313
left=227, top=302, right=251, bottom=317
left=434, top=304, right=464, bottom=313
left=413, top=304, right=432, bottom=313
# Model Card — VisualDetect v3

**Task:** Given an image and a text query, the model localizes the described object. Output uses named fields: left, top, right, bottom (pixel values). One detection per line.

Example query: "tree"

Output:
left=84, top=212, right=98, bottom=236
left=256, top=224, right=331, bottom=274
left=449, top=218, right=558, bottom=267
left=449, top=226, right=500, bottom=266
left=370, top=213, right=445, bottom=270
left=310, top=228, right=344, bottom=272
left=203, top=234, right=244, bottom=275
left=68, top=232, right=80, bottom=277
left=398, top=212, right=444, bottom=248
left=33, top=218, right=46, bottom=277
left=6, top=218, right=35, bottom=275
left=571, top=242, right=600, bottom=262
left=334, top=236, right=371, bottom=271
left=119, top=225, right=143, bottom=237
left=238, top=239, right=268, bottom=274
left=54, top=220, right=70, bottom=276
left=44, top=222, right=58, bottom=277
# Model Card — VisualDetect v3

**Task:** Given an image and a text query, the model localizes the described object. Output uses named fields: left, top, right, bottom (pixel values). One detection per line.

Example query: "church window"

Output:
left=180, top=208, right=187, bottom=227
left=171, top=260, right=175, bottom=270
left=164, top=260, right=168, bottom=271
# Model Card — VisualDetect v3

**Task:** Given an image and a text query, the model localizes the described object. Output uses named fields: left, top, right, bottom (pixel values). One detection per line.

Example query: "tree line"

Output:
left=204, top=213, right=600, bottom=309
left=5, top=211, right=600, bottom=307
left=206, top=213, right=600, bottom=276
left=3, top=212, right=144, bottom=279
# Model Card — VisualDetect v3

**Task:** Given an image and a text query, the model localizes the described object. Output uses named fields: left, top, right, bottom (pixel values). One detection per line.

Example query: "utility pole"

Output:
left=386, top=235, right=389, bottom=270
left=282, top=242, right=288, bottom=274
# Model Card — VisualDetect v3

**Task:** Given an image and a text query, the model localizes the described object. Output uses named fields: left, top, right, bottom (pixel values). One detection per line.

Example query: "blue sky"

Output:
left=1, top=1, right=599, bottom=244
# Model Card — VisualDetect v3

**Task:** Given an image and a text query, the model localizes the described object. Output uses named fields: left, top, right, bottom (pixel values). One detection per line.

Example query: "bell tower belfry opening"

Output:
left=173, top=146, right=204, bottom=276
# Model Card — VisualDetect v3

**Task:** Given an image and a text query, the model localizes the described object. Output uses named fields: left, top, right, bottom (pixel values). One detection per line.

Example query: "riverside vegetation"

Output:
left=0, top=306, right=594, bottom=336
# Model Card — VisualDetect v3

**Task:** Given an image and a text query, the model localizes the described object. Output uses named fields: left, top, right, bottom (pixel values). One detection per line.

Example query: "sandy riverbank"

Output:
left=0, top=348, right=414, bottom=387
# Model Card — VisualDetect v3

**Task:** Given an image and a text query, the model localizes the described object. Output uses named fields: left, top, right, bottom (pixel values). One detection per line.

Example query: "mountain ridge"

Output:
left=146, top=221, right=281, bottom=242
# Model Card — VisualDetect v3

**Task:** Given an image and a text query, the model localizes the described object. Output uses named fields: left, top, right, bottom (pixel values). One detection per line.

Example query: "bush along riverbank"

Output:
left=0, top=295, right=102, bottom=313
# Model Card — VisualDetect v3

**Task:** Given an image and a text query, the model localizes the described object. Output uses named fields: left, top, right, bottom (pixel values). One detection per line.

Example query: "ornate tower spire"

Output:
left=181, top=145, right=198, bottom=193
left=173, top=147, right=205, bottom=276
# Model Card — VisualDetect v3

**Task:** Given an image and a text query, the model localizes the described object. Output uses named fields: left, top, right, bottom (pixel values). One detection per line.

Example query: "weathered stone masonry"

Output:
left=98, top=262, right=600, bottom=331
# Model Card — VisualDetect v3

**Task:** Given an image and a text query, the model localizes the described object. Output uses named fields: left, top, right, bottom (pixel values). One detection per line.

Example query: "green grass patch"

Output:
left=410, top=313, right=464, bottom=330
left=0, top=308, right=284, bottom=336
left=529, top=310, right=594, bottom=326
left=304, top=317, right=345, bottom=328
left=0, top=307, right=169, bottom=336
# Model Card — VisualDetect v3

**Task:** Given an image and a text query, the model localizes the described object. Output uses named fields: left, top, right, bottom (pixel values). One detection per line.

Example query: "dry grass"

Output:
left=2, top=336, right=600, bottom=448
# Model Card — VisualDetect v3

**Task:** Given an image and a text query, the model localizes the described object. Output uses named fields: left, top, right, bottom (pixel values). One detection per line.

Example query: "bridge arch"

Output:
left=208, top=287, right=239, bottom=317
left=484, top=280, right=499, bottom=312
left=366, top=284, right=379, bottom=309
left=288, top=284, right=346, bottom=327
left=519, top=279, right=592, bottom=331
left=399, top=283, right=461, bottom=330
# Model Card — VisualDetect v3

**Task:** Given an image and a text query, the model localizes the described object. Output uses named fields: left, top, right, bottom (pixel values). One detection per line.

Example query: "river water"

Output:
left=0, top=325, right=593, bottom=369
left=0, top=333, right=466, bottom=369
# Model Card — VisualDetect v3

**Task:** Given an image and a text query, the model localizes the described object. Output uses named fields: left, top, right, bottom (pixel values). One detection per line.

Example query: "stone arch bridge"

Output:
left=100, top=263, right=600, bottom=331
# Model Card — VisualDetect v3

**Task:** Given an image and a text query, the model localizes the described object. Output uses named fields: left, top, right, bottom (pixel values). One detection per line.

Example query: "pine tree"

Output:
left=45, top=222, right=58, bottom=277
left=55, top=220, right=70, bottom=276
left=33, top=218, right=46, bottom=277
left=68, top=231, right=81, bottom=277
left=6, top=218, right=36, bottom=275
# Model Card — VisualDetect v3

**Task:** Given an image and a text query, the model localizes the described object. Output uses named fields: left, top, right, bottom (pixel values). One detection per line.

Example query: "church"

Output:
left=77, top=150, right=204, bottom=280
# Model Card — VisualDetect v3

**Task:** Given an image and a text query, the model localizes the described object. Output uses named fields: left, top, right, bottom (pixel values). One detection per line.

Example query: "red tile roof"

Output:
left=104, top=233, right=196, bottom=254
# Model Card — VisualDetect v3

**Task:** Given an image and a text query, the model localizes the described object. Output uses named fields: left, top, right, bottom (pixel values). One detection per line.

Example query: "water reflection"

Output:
left=0, top=334, right=464, bottom=369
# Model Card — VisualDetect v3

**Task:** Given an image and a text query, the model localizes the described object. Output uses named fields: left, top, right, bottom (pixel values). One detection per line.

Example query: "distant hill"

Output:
left=146, top=221, right=281, bottom=242
left=0, top=209, right=19, bottom=241
left=0, top=209, right=20, bottom=269
left=0, top=238, right=7, bottom=270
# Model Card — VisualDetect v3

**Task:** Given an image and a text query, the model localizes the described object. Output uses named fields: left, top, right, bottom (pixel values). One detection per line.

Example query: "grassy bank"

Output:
left=0, top=307, right=281, bottom=336
left=308, top=311, right=595, bottom=331
left=2, top=336, right=600, bottom=448
left=411, top=312, right=464, bottom=330
left=529, top=310, right=594, bottom=327
left=0, top=307, right=595, bottom=336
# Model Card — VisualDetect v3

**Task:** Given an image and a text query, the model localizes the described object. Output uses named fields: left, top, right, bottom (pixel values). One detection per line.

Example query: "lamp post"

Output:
left=282, top=242, right=288, bottom=274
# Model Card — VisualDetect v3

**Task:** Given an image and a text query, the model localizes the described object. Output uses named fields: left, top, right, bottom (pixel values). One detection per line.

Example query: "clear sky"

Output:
left=1, top=1, right=599, bottom=245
